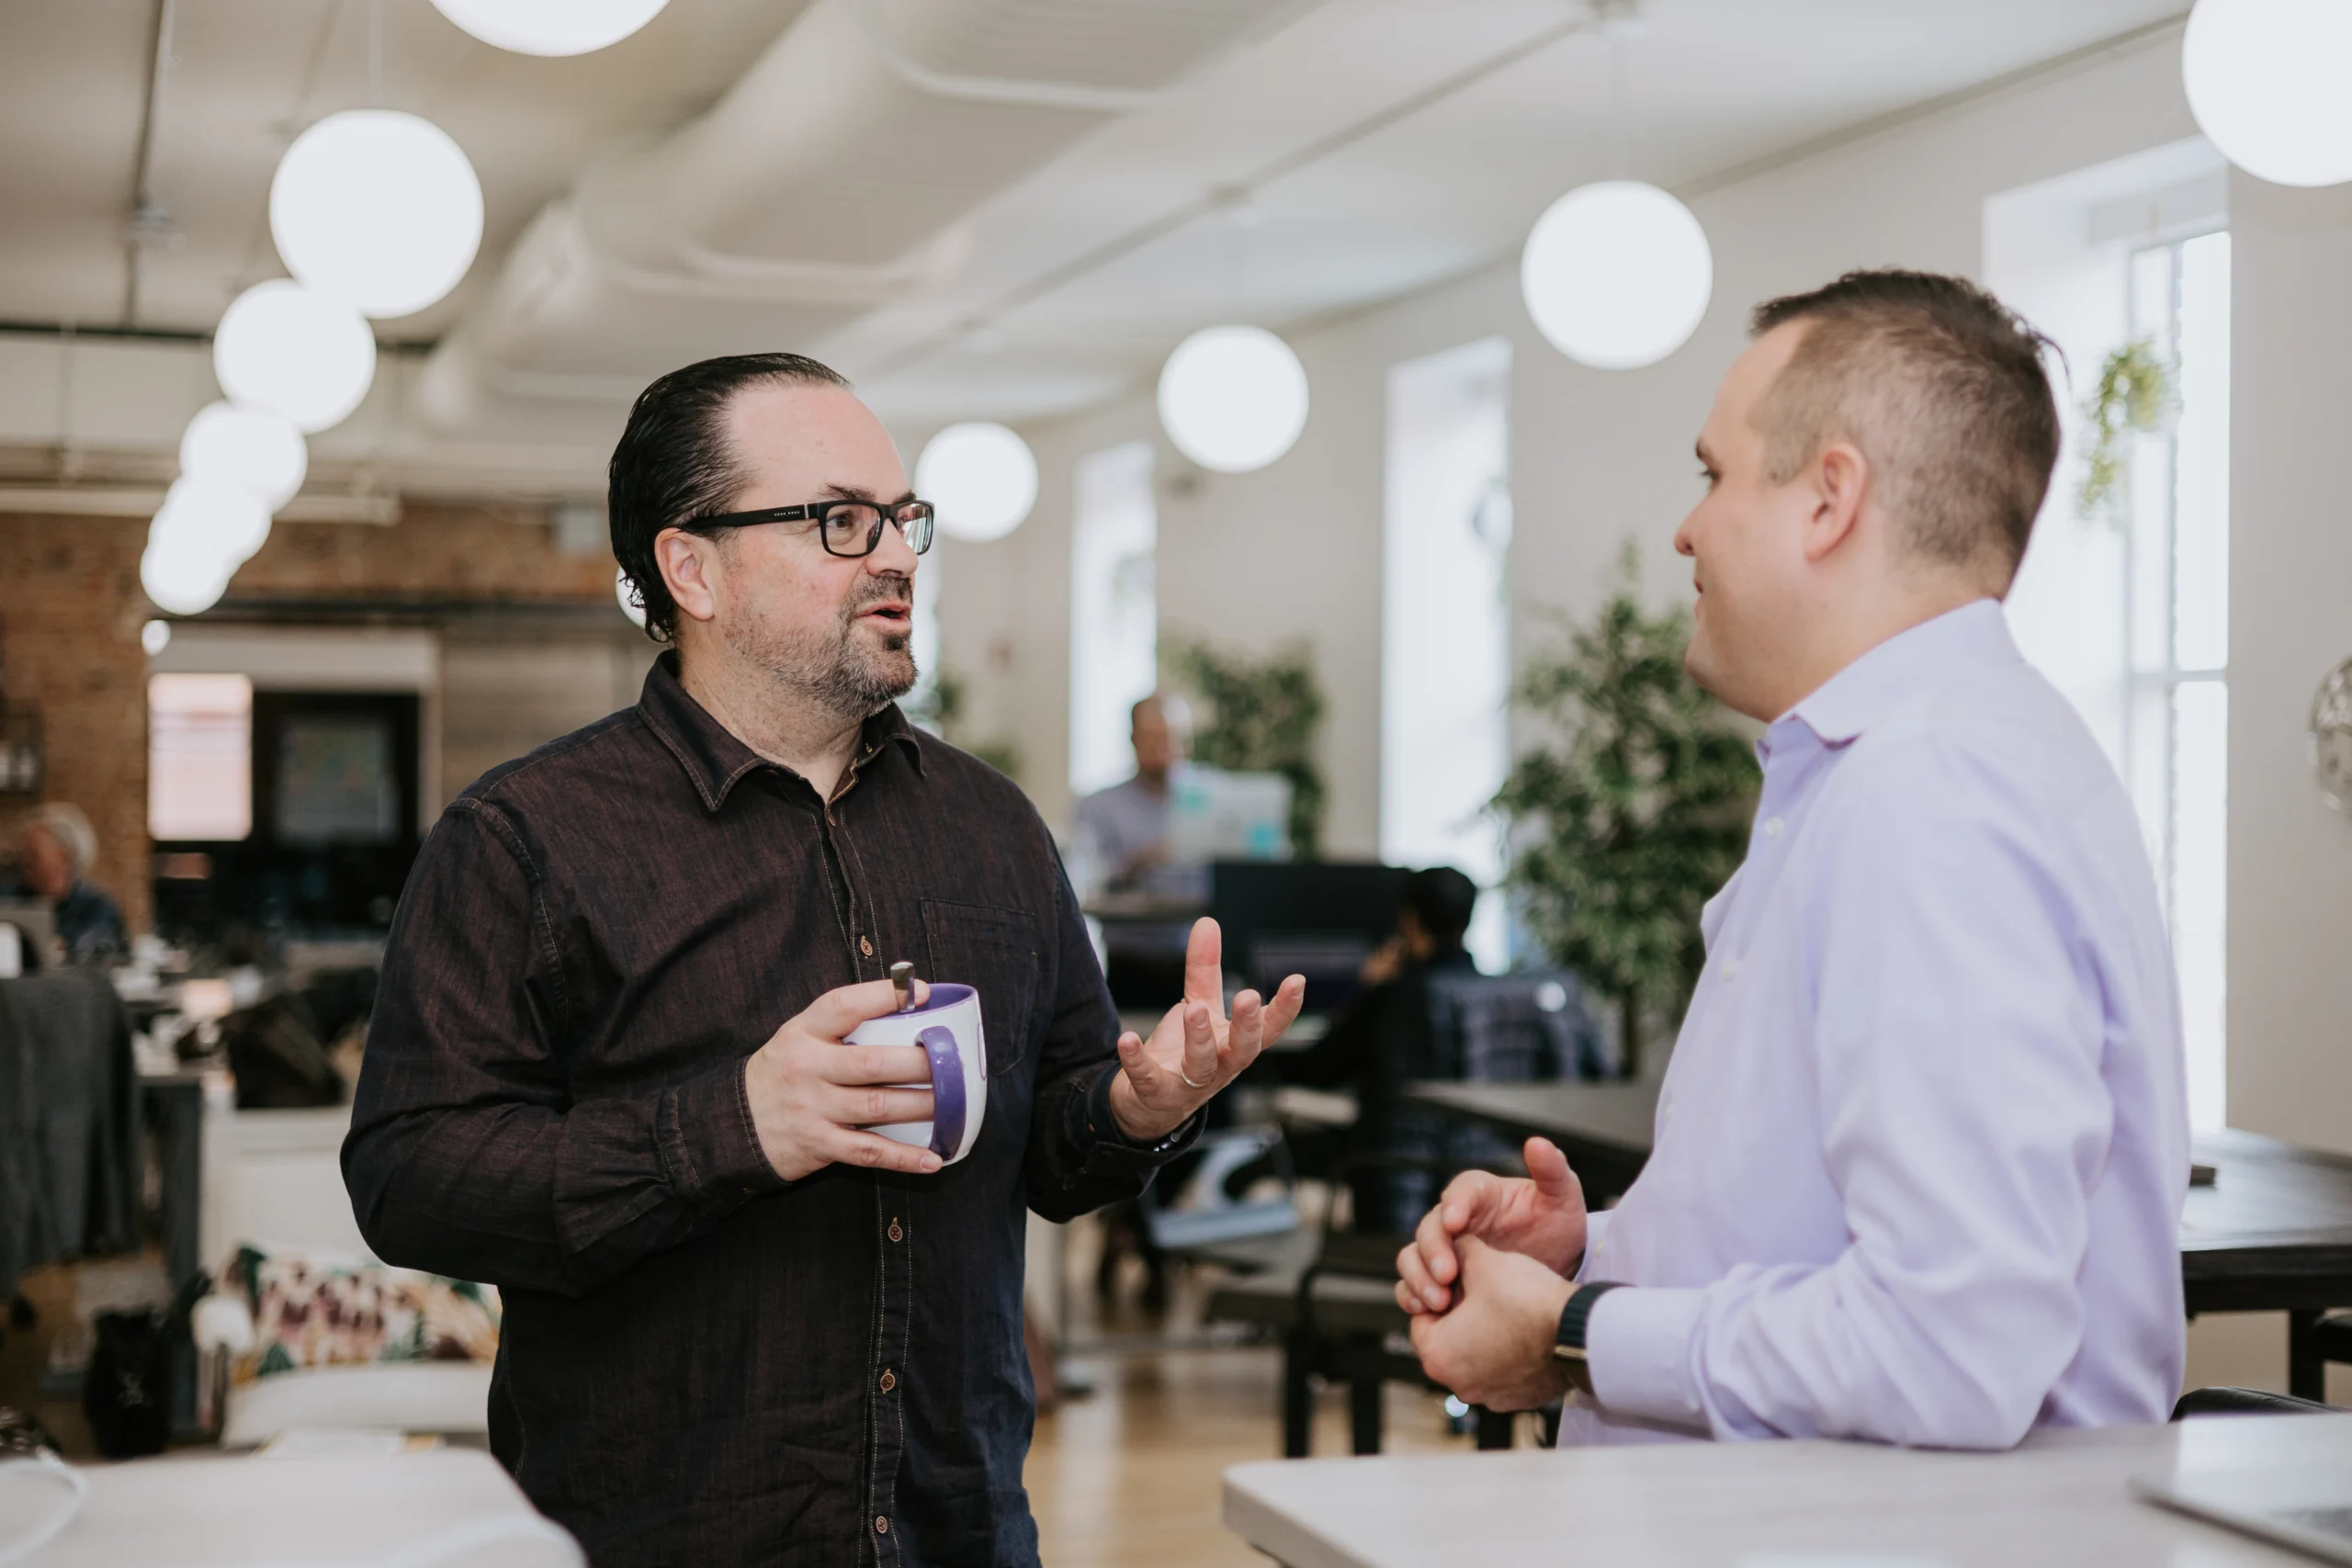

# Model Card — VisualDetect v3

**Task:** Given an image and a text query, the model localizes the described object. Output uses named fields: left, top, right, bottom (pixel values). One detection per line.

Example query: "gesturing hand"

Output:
left=1107, top=917, right=1306, bottom=1143
left=1396, top=1137, right=1588, bottom=1315
left=744, top=977, right=944, bottom=1182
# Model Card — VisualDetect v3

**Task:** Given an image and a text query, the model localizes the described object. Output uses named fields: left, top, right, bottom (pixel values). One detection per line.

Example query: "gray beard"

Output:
left=728, top=574, right=918, bottom=721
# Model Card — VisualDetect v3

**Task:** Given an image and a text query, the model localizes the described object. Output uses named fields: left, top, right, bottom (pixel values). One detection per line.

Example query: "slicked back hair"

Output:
left=1748, top=270, right=2060, bottom=584
left=608, top=352, right=852, bottom=641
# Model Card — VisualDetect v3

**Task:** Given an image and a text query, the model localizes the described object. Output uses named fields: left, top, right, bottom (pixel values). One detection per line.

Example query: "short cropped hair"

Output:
left=1749, top=270, right=2060, bottom=581
left=608, top=353, right=852, bottom=641
left=1402, top=866, right=1479, bottom=950
left=30, top=803, right=96, bottom=880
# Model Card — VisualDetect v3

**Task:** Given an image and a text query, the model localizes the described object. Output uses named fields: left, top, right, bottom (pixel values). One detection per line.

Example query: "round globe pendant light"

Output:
left=213, top=280, right=377, bottom=434
left=616, top=567, right=647, bottom=629
left=272, top=110, right=483, bottom=319
left=1521, top=180, right=1713, bottom=370
left=141, top=513, right=235, bottom=617
left=916, top=423, right=1039, bottom=542
left=153, top=476, right=273, bottom=567
left=429, top=0, right=671, bottom=56
left=2183, top=0, right=2352, bottom=187
left=179, top=401, right=308, bottom=512
left=1157, top=325, right=1309, bottom=474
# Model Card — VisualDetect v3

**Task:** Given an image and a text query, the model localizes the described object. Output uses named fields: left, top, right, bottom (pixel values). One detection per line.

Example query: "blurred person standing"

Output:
left=1072, top=693, right=1204, bottom=903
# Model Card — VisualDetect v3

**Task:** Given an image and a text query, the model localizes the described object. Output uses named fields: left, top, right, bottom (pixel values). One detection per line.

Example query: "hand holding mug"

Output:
left=745, top=977, right=944, bottom=1181
left=1107, top=917, right=1306, bottom=1143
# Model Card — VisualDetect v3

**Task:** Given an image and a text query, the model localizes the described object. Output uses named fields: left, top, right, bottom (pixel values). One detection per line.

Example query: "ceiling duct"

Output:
left=418, top=0, right=1293, bottom=439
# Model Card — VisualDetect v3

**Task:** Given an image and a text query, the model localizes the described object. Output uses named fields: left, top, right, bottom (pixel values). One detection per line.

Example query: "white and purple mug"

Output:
left=843, top=984, right=988, bottom=1166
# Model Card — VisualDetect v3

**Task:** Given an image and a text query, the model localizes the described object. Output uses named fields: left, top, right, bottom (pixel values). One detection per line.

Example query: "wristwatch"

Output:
left=1552, top=1281, right=1622, bottom=1396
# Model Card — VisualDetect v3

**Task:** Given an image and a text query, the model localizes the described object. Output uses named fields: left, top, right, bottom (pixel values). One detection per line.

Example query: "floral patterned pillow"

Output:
left=223, top=1245, right=500, bottom=1383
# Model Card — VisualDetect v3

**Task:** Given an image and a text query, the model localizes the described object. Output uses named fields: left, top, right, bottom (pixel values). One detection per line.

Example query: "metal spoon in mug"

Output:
left=890, top=961, right=916, bottom=1014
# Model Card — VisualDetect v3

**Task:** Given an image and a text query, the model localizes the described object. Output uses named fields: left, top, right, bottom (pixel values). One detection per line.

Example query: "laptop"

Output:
left=2136, top=1467, right=2352, bottom=1562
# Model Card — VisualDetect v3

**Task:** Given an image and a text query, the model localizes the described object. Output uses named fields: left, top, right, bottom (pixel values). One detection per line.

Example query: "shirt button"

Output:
left=1723, top=959, right=1742, bottom=981
left=1764, top=817, right=1785, bottom=837
left=879, top=1369, right=897, bottom=1393
left=888, top=1219, right=903, bottom=1243
left=861, top=936, right=875, bottom=957
left=876, top=1517, right=889, bottom=1536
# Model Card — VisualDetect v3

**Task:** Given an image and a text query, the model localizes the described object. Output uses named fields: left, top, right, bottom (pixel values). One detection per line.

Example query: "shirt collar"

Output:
left=636, top=651, right=926, bottom=814
left=1778, top=598, right=2018, bottom=750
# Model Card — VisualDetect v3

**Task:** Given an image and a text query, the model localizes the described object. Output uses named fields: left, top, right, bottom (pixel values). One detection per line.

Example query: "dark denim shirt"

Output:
left=344, top=655, right=1195, bottom=1567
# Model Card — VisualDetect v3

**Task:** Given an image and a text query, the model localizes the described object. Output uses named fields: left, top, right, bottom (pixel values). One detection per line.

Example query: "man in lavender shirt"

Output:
left=1397, top=270, right=2188, bottom=1448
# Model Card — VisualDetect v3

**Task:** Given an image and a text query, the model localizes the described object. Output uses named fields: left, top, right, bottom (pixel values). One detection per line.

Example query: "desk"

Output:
left=1407, top=1084, right=2352, bottom=1400
left=25, top=1448, right=576, bottom=1566
left=1225, top=1411, right=2352, bottom=1567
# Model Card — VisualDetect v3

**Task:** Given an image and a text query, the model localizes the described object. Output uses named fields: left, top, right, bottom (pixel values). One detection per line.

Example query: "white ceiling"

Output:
left=0, top=0, right=2189, bottom=467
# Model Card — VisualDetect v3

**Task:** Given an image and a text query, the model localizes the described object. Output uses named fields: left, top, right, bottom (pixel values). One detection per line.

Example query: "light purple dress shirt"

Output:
left=1569, top=600, right=2188, bottom=1450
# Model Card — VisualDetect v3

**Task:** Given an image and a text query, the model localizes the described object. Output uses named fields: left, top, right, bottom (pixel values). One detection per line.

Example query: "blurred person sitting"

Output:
left=1073, top=694, right=1205, bottom=904
left=18, top=804, right=125, bottom=964
left=1276, top=866, right=1480, bottom=1234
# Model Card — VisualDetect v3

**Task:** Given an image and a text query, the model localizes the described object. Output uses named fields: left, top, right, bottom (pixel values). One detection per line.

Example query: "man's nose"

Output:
left=871, top=519, right=921, bottom=575
left=1673, top=514, right=1698, bottom=558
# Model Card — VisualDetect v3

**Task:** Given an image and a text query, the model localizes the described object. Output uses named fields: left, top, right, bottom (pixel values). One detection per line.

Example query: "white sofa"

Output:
left=191, top=1100, right=492, bottom=1447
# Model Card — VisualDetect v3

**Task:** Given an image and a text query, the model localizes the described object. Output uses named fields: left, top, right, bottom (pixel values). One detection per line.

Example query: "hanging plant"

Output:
left=2075, top=337, right=2177, bottom=524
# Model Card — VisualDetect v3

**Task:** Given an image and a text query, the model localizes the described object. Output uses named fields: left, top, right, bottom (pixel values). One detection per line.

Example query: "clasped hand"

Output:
left=1396, top=1136, right=1592, bottom=1412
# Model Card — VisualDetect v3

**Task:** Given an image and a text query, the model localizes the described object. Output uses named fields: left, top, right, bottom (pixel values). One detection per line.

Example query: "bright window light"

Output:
left=1069, top=441, right=1159, bottom=796
left=150, top=674, right=254, bottom=842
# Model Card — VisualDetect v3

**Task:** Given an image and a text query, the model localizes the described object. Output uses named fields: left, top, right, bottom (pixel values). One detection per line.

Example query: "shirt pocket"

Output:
left=920, top=899, right=1040, bottom=1078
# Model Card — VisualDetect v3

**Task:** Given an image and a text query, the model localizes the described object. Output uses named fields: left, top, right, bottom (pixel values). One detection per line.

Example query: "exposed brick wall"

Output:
left=0, top=502, right=616, bottom=935
left=0, top=513, right=154, bottom=934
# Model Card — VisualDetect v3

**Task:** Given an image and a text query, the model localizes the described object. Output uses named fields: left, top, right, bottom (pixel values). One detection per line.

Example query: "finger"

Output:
left=800, top=978, right=930, bottom=1041
left=1183, top=918, right=1227, bottom=1021
left=1439, top=1169, right=1501, bottom=1233
left=829, top=1129, right=944, bottom=1176
left=1396, top=1240, right=1449, bottom=1315
left=826, top=1084, right=935, bottom=1128
left=1261, top=974, right=1306, bottom=1041
left=1180, top=1001, right=1219, bottom=1090
left=823, top=1043, right=933, bottom=1086
left=1115, top=1029, right=1155, bottom=1090
left=1220, top=989, right=1265, bottom=1074
left=1414, top=1202, right=1461, bottom=1292
left=1525, top=1138, right=1576, bottom=1200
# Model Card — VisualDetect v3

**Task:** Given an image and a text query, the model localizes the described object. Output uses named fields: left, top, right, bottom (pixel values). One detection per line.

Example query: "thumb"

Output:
left=1525, top=1138, right=1575, bottom=1201
left=1454, top=1234, right=1495, bottom=1287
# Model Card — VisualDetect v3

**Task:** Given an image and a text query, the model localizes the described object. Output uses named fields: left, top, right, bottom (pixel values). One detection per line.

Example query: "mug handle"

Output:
left=918, top=1026, right=967, bottom=1161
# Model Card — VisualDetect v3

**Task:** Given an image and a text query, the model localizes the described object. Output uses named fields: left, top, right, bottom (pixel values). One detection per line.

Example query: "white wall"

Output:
left=946, top=18, right=2351, bottom=1159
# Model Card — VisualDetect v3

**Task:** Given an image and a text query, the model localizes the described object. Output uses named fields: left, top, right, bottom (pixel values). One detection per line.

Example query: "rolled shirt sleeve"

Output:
left=1587, top=742, right=2117, bottom=1449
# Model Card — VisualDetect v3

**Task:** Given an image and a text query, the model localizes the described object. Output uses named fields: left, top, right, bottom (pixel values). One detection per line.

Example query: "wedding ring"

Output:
left=1179, top=1068, right=1211, bottom=1090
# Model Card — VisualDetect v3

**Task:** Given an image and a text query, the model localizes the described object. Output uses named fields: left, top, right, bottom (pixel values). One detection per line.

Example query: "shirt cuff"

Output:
left=1073, top=1063, right=1203, bottom=1178
left=1584, top=1284, right=1709, bottom=1431
left=657, top=1055, right=787, bottom=1208
left=1575, top=1209, right=1616, bottom=1282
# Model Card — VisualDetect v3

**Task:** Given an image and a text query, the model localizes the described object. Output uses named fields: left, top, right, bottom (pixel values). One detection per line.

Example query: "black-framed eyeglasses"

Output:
left=684, top=499, right=935, bottom=558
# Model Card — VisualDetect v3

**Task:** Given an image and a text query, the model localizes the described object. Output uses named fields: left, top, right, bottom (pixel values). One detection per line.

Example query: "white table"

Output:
left=1225, top=1412, right=2352, bottom=1566
left=24, top=1449, right=576, bottom=1566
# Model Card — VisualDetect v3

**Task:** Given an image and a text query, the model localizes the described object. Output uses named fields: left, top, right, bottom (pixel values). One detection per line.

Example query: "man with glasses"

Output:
left=345, top=353, right=1305, bottom=1567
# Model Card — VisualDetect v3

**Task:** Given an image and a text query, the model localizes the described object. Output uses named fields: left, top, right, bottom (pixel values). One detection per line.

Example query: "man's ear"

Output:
left=656, top=528, right=721, bottom=626
left=1802, top=442, right=1870, bottom=566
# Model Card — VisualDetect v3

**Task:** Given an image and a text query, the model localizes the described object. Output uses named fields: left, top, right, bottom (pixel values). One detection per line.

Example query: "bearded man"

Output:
left=345, top=353, right=1303, bottom=1566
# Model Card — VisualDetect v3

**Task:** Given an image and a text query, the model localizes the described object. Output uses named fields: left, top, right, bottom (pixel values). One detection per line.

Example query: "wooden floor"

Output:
left=1027, top=1343, right=1469, bottom=1568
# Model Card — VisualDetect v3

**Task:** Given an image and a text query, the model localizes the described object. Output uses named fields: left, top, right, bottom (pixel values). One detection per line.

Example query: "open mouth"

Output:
left=857, top=601, right=912, bottom=629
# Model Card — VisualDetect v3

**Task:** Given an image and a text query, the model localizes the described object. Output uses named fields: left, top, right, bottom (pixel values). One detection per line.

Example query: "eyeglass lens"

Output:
left=820, top=503, right=934, bottom=558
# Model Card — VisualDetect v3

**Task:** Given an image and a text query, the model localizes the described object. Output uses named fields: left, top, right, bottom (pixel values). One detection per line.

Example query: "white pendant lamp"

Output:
left=153, top=476, right=273, bottom=567
left=1157, top=325, right=1309, bottom=474
left=616, top=567, right=647, bottom=629
left=271, top=110, right=484, bottom=319
left=429, top=0, right=670, bottom=56
left=179, top=401, right=308, bottom=512
left=213, top=280, right=377, bottom=434
left=916, top=423, right=1039, bottom=542
left=2183, top=0, right=2352, bottom=187
left=140, top=516, right=235, bottom=617
left=1521, top=180, right=1712, bottom=370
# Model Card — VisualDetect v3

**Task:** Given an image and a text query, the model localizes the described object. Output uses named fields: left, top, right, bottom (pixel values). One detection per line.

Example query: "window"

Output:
left=1382, top=338, right=1511, bottom=969
left=1068, top=440, right=1159, bottom=797
left=149, top=673, right=253, bottom=841
left=2125, top=230, right=2232, bottom=1131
